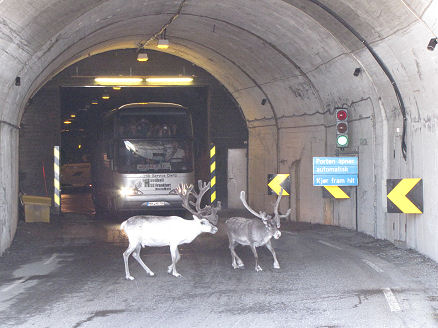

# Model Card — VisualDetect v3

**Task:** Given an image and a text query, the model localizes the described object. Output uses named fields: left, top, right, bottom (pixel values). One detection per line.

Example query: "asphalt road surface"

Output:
left=1, top=205, right=438, bottom=327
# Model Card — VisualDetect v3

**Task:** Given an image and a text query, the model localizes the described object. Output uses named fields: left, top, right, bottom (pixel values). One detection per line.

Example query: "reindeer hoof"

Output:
left=126, top=275, right=135, bottom=280
left=167, top=266, right=172, bottom=274
left=172, top=272, right=182, bottom=278
left=273, top=263, right=280, bottom=269
left=148, top=271, right=155, bottom=276
left=255, top=265, right=263, bottom=272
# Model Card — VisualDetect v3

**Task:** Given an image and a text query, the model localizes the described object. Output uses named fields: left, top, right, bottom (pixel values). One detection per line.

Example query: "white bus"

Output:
left=92, top=102, right=195, bottom=217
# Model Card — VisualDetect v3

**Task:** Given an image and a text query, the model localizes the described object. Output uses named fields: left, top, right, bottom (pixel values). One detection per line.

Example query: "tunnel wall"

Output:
left=1, top=0, right=438, bottom=263
left=19, top=84, right=60, bottom=198
left=0, top=123, right=19, bottom=254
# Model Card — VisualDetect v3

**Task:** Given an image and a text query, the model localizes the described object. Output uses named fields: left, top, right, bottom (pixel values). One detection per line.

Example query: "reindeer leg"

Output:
left=168, top=245, right=182, bottom=277
left=266, top=240, right=280, bottom=269
left=132, top=244, right=155, bottom=277
left=123, top=243, right=137, bottom=280
left=250, top=244, right=262, bottom=272
left=228, top=237, right=244, bottom=269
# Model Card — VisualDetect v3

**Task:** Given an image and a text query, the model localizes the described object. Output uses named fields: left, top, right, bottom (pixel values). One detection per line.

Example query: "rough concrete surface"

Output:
left=1, top=209, right=438, bottom=327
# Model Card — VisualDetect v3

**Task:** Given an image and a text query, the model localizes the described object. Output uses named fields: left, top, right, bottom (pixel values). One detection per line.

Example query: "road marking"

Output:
left=283, top=231, right=298, bottom=236
left=44, top=253, right=58, bottom=265
left=1, top=277, right=26, bottom=292
left=362, top=259, right=383, bottom=272
left=382, top=288, right=401, bottom=312
left=318, top=240, right=343, bottom=250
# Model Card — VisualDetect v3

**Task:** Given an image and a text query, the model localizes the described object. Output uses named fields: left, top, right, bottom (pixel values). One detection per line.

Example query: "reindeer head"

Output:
left=173, top=180, right=221, bottom=225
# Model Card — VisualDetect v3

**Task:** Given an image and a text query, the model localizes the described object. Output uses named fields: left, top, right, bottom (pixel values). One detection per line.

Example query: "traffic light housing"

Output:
left=336, top=108, right=349, bottom=148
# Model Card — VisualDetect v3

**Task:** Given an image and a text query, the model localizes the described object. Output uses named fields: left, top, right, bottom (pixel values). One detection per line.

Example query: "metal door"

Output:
left=227, top=148, right=247, bottom=209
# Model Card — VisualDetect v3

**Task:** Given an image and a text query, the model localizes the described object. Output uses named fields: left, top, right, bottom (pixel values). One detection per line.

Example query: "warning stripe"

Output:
left=387, top=178, right=422, bottom=213
left=210, top=144, right=216, bottom=205
left=324, top=186, right=350, bottom=199
left=54, top=146, right=60, bottom=207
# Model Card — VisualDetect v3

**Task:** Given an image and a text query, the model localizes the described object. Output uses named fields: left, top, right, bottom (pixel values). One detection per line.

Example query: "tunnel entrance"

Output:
left=19, top=49, right=248, bottom=222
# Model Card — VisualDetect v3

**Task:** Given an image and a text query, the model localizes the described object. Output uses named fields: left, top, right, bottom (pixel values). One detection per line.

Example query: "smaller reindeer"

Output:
left=226, top=189, right=291, bottom=272
left=121, top=181, right=220, bottom=280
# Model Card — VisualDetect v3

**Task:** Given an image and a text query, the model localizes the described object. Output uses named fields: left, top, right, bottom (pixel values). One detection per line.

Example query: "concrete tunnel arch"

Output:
left=1, top=0, right=437, bottom=263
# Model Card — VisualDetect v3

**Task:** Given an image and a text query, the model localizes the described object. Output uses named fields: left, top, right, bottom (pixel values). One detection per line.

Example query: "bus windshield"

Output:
left=118, top=139, right=193, bottom=173
left=118, top=112, right=192, bottom=139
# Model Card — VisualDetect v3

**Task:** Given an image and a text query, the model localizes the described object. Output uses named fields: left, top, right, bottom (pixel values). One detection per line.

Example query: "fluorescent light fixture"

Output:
left=145, top=77, right=193, bottom=84
left=157, top=39, right=169, bottom=49
left=94, top=77, right=143, bottom=85
left=102, top=94, right=110, bottom=100
left=64, top=120, right=72, bottom=124
left=70, top=114, right=76, bottom=118
left=112, top=86, right=121, bottom=90
left=91, top=100, right=98, bottom=105
left=137, top=49, right=149, bottom=62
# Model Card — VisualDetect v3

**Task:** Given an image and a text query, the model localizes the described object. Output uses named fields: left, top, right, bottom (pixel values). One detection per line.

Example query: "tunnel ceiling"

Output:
left=0, top=0, right=436, bottom=126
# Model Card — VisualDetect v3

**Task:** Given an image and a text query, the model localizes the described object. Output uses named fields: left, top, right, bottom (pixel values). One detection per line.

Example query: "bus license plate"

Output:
left=144, top=201, right=169, bottom=207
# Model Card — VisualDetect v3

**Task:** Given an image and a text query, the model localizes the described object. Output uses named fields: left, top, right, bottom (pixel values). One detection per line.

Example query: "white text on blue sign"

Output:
left=313, top=175, right=358, bottom=186
left=313, top=157, right=358, bottom=186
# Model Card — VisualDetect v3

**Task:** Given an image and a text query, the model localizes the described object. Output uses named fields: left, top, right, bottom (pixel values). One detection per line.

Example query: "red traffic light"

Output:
left=337, top=122, right=347, bottom=133
left=337, top=109, right=347, bottom=121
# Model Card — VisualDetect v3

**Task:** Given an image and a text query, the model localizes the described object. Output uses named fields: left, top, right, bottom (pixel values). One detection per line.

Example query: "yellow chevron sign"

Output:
left=387, top=178, right=423, bottom=214
left=323, top=186, right=350, bottom=199
left=268, top=174, right=290, bottom=196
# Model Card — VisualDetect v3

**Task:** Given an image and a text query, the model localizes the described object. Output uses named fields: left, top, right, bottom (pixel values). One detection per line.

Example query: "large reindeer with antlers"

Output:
left=226, top=189, right=291, bottom=272
left=120, top=180, right=220, bottom=280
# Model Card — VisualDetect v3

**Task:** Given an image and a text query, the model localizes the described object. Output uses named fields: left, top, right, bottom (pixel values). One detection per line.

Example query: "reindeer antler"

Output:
left=175, top=180, right=221, bottom=224
left=174, top=183, right=198, bottom=216
left=240, top=191, right=270, bottom=221
left=273, top=188, right=291, bottom=228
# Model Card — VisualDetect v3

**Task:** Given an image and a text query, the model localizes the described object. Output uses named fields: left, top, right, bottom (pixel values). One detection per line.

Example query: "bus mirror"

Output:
left=106, top=143, right=113, bottom=159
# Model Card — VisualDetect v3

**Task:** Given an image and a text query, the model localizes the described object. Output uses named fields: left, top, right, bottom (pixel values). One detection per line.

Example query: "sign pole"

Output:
left=54, top=146, right=61, bottom=214
left=210, top=143, right=216, bottom=206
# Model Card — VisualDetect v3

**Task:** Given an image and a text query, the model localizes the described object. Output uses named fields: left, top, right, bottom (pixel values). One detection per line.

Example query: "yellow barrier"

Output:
left=21, top=195, right=51, bottom=223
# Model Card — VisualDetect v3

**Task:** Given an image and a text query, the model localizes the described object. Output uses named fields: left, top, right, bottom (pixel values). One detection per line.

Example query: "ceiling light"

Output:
left=91, top=100, right=98, bottom=105
left=95, top=77, right=143, bottom=85
left=112, top=86, right=121, bottom=90
left=70, top=114, right=76, bottom=118
left=145, top=76, right=193, bottom=84
left=102, top=94, right=110, bottom=100
left=157, top=39, right=169, bottom=49
left=64, top=120, right=72, bottom=124
left=427, top=37, right=437, bottom=51
left=137, top=49, right=149, bottom=62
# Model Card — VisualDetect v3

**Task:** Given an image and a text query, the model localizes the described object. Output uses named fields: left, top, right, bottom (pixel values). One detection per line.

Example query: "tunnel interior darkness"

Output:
left=1, top=0, right=438, bottom=263
left=19, top=49, right=248, bottom=215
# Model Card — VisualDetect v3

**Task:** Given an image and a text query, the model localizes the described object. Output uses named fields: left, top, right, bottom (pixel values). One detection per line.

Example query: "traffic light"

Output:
left=336, top=108, right=349, bottom=148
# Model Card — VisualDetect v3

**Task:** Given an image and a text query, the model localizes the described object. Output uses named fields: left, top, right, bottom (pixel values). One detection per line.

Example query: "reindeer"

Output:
left=225, top=189, right=291, bottom=272
left=121, top=181, right=220, bottom=280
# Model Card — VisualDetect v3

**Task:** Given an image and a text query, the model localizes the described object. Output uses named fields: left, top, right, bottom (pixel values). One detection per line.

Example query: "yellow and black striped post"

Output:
left=210, top=143, right=216, bottom=206
left=54, top=146, right=61, bottom=213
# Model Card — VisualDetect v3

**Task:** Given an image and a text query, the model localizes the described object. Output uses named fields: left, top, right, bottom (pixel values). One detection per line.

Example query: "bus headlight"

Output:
left=119, top=187, right=136, bottom=197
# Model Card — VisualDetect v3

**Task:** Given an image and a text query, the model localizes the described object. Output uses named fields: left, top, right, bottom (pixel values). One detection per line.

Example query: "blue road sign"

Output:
left=313, top=157, right=358, bottom=186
